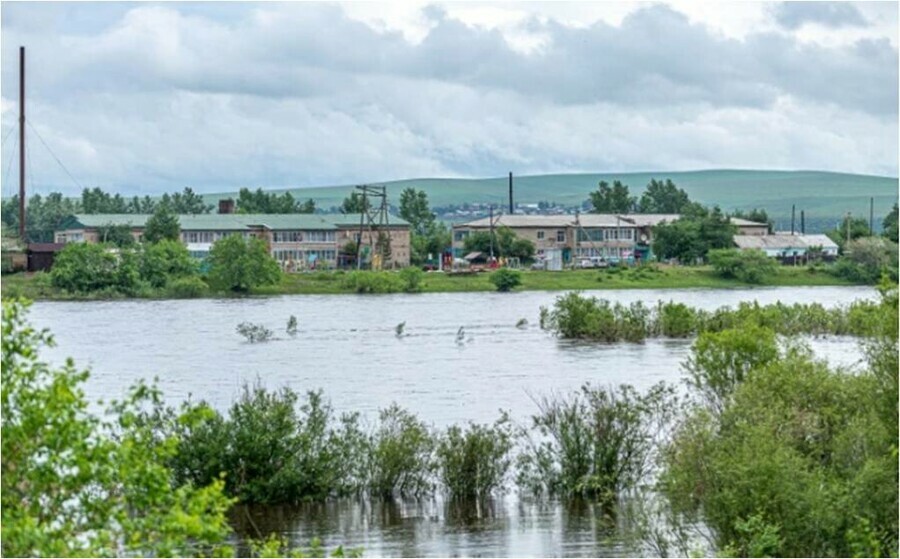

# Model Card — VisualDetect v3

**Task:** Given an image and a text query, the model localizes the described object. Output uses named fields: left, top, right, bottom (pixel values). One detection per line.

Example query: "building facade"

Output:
left=451, top=214, right=682, bottom=264
left=55, top=213, right=412, bottom=270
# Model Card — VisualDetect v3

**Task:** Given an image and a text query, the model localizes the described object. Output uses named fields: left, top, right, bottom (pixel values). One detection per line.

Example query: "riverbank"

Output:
left=1, top=265, right=857, bottom=301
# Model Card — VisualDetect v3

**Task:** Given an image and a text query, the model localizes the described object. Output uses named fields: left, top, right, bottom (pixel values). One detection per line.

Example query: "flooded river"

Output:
left=29, top=286, right=874, bottom=556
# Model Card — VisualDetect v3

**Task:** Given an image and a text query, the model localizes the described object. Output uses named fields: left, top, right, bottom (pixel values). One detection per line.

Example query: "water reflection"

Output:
left=231, top=496, right=641, bottom=557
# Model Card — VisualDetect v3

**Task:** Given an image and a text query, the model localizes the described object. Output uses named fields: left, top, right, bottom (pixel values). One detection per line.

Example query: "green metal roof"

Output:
left=59, top=213, right=409, bottom=231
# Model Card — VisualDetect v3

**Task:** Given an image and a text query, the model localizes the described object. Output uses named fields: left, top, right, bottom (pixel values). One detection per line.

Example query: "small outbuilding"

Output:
left=733, top=234, right=838, bottom=263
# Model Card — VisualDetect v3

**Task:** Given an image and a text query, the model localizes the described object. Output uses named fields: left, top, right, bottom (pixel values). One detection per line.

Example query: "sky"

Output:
left=0, top=1, right=897, bottom=197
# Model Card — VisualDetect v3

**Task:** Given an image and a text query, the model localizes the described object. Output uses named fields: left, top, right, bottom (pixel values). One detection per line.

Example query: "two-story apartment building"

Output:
left=54, top=213, right=411, bottom=269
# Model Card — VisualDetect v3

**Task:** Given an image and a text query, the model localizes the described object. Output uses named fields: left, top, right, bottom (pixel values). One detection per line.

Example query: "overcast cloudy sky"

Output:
left=1, top=1, right=897, bottom=196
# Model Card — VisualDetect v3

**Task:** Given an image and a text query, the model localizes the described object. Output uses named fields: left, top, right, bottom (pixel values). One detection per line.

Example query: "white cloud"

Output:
left=0, top=1, right=896, bottom=197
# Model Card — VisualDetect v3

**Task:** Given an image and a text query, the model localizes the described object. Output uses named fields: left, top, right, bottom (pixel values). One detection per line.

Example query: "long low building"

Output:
left=55, top=213, right=412, bottom=270
left=733, top=233, right=839, bottom=259
left=451, top=214, right=768, bottom=264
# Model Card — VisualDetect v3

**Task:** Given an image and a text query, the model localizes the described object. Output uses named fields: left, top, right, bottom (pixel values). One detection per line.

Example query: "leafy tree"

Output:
left=143, top=205, right=181, bottom=244
left=638, top=179, right=692, bottom=213
left=340, top=192, right=370, bottom=214
left=463, top=227, right=535, bottom=261
left=831, top=237, right=900, bottom=283
left=140, top=240, right=197, bottom=288
left=652, top=207, right=735, bottom=263
left=50, top=243, right=129, bottom=293
left=411, top=222, right=451, bottom=266
left=589, top=180, right=636, bottom=213
left=708, top=248, right=776, bottom=284
left=235, top=188, right=315, bottom=214
left=128, top=194, right=158, bottom=214
left=1, top=300, right=234, bottom=556
left=1, top=192, right=82, bottom=242
left=882, top=202, right=898, bottom=243
left=827, top=215, right=871, bottom=252
left=207, top=234, right=281, bottom=292
left=399, top=188, right=435, bottom=235
left=159, top=187, right=214, bottom=214
left=81, top=187, right=129, bottom=213
left=96, top=223, right=136, bottom=247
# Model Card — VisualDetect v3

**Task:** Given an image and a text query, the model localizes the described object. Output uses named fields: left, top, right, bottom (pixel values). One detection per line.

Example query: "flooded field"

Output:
left=29, top=286, right=875, bottom=556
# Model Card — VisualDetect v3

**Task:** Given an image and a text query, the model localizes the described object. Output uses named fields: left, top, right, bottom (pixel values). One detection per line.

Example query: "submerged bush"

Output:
left=541, top=293, right=650, bottom=342
left=657, top=301, right=699, bottom=337
left=166, top=275, right=209, bottom=298
left=367, top=404, right=435, bottom=498
left=236, top=322, right=274, bottom=343
left=436, top=414, right=514, bottom=500
left=517, top=383, right=675, bottom=500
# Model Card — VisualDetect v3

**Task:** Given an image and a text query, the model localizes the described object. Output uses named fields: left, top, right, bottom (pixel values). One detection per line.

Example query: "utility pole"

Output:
left=869, top=197, right=874, bottom=235
left=488, top=205, right=495, bottom=261
left=800, top=210, right=805, bottom=235
left=18, top=46, right=26, bottom=242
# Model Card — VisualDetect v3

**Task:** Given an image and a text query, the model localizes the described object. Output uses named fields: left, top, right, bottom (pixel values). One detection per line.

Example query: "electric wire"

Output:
left=2, top=133, right=18, bottom=199
left=26, top=119, right=84, bottom=191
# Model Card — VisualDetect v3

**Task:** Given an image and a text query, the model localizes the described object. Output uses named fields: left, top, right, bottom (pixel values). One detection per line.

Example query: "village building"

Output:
left=732, top=233, right=839, bottom=261
left=54, top=213, right=412, bottom=269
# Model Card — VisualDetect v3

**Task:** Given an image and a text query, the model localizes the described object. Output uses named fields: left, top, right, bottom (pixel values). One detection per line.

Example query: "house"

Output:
left=731, top=218, right=770, bottom=236
left=54, top=213, right=412, bottom=269
left=733, top=233, right=839, bottom=261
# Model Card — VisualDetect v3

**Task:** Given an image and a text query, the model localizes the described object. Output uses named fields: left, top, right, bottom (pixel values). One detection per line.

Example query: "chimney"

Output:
left=508, top=172, right=514, bottom=214
left=218, top=198, right=235, bottom=214
left=801, top=210, right=805, bottom=234
left=791, top=204, right=795, bottom=235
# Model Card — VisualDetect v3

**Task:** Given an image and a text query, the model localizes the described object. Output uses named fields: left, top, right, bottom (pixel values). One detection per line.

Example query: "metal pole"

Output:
left=489, top=205, right=494, bottom=260
left=801, top=210, right=805, bottom=235
left=870, top=197, right=874, bottom=235
left=19, top=46, right=26, bottom=242
left=791, top=204, right=795, bottom=235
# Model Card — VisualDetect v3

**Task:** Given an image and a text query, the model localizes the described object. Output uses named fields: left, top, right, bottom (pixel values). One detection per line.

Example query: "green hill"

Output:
left=203, top=169, right=898, bottom=226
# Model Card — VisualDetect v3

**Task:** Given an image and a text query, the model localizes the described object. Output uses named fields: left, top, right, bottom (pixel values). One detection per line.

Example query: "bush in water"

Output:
left=236, top=322, right=274, bottom=343
left=517, top=383, right=675, bottom=501
left=367, top=404, right=435, bottom=498
left=166, top=275, right=209, bottom=298
left=436, top=414, right=514, bottom=500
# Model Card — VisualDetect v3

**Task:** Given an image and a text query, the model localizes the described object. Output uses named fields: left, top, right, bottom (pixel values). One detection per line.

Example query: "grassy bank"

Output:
left=1, top=265, right=857, bottom=301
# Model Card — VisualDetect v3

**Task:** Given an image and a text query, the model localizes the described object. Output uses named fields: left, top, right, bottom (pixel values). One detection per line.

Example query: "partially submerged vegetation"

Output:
left=540, top=291, right=884, bottom=342
left=3, top=280, right=896, bottom=556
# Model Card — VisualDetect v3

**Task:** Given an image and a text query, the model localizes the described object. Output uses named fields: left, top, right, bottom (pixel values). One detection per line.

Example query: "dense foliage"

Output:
left=589, top=180, right=637, bottom=213
left=207, top=234, right=281, bottom=292
left=339, top=192, right=370, bottom=214
left=235, top=188, right=315, bottom=214
left=708, top=248, right=776, bottom=284
left=143, top=205, right=181, bottom=244
left=489, top=268, right=522, bottom=292
left=399, top=188, right=451, bottom=266
left=541, top=292, right=884, bottom=342
left=829, top=237, right=899, bottom=284
left=662, top=282, right=898, bottom=557
left=651, top=206, right=735, bottom=263
left=463, top=226, right=535, bottom=262
left=638, top=178, right=693, bottom=214
left=883, top=202, right=898, bottom=243
left=1, top=300, right=234, bottom=557
left=827, top=215, right=872, bottom=251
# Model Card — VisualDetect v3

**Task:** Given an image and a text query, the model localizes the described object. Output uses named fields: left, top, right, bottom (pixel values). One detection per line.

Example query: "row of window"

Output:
left=272, top=231, right=337, bottom=243
left=182, top=231, right=252, bottom=243
left=576, top=228, right=635, bottom=242
left=575, top=247, right=632, bottom=258
left=535, top=230, right=567, bottom=242
left=272, top=249, right=338, bottom=262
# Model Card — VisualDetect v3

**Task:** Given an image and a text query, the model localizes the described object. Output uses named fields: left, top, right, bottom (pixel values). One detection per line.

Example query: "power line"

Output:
left=0, top=126, right=14, bottom=149
left=3, top=133, right=18, bottom=199
left=26, top=119, right=84, bottom=191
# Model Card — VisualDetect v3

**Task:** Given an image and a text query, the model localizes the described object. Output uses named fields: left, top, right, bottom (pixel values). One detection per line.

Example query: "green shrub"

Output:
left=367, top=404, right=435, bottom=498
left=517, top=383, right=674, bottom=500
left=708, top=248, right=776, bottom=284
left=436, top=414, right=513, bottom=500
left=657, top=301, right=698, bottom=337
left=398, top=266, right=424, bottom=293
left=541, top=293, right=649, bottom=342
left=339, top=270, right=403, bottom=293
left=140, top=239, right=197, bottom=288
left=51, top=243, right=136, bottom=294
left=207, top=235, right=281, bottom=293
left=166, top=276, right=209, bottom=298
left=489, top=268, right=522, bottom=292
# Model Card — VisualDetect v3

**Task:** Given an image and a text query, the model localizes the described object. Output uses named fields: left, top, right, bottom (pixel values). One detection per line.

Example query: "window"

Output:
left=273, top=231, right=302, bottom=243
left=304, top=231, right=335, bottom=243
left=556, top=230, right=566, bottom=243
left=537, top=231, right=545, bottom=240
left=454, top=230, right=470, bottom=242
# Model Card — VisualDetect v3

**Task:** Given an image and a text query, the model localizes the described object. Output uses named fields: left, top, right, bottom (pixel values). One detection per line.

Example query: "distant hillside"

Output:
left=202, top=169, right=898, bottom=229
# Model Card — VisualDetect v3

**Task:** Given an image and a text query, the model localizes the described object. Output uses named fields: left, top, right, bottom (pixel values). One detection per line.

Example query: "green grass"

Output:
left=202, top=169, right=898, bottom=224
left=2, top=265, right=857, bottom=301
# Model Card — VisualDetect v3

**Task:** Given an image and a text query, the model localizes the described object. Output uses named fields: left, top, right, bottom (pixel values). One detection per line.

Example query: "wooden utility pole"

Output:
left=18, top=46, right=26, bottom=242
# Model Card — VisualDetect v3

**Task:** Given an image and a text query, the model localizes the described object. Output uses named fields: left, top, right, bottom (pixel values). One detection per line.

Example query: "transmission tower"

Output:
left=355, top=184, right=392, bottom=270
